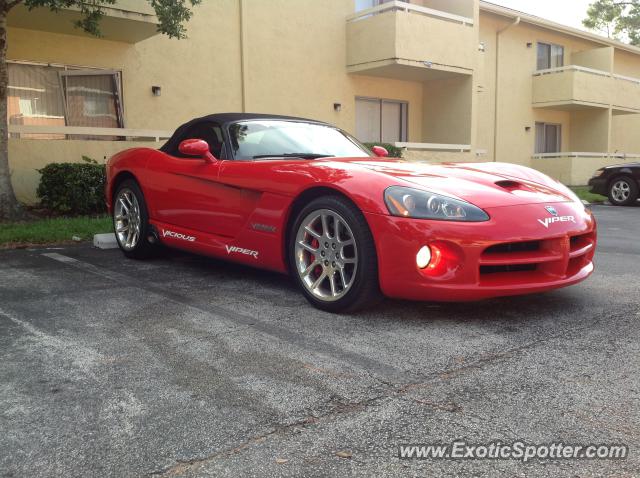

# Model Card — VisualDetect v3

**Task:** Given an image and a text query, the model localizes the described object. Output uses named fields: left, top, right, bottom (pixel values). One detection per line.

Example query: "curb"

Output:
left=93, top=233, right=118, bottom=249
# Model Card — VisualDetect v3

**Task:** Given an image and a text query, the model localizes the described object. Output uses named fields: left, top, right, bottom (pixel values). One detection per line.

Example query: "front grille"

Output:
left=480, top=264, right=537, bottom=274
left=484, top=240, right=540, bottom=254
left=479, top=233, right=595, bottom=284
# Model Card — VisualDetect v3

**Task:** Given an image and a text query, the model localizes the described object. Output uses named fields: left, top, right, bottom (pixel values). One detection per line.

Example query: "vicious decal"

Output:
left=162, top=230, right=196, bottom=242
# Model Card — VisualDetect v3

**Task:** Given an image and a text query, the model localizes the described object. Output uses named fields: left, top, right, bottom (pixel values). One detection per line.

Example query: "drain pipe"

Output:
left=493, top=16, right=520, bottom=161
left=239, top=0, right=248, bottom=112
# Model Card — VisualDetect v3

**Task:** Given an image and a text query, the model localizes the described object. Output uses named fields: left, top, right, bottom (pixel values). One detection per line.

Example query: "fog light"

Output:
left=416, top=245, right=432, bottom=269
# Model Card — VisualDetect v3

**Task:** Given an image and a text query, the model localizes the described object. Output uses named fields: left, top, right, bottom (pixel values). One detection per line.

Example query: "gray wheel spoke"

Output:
left=311, top=271, right=327, bottom=291
left=332, top=215, right=341, bottom=239
left=338, top=268, right=348, bottom=290
left=328, top=272, right=337, bottom=296
left=301, top=260, right=319, bottom=279
left=304, top=226, right=321, bottom=240
left=320, top=214, right=330, bottom=238
left=123, top=192, right=133, bottom=207
left=118, top=198, right=129, bottom=213
left=298, top=240, right=318, bottom=254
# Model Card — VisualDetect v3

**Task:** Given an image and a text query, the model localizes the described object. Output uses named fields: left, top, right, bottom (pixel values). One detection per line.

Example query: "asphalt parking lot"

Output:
left=1, top=204, right=639, bottom=477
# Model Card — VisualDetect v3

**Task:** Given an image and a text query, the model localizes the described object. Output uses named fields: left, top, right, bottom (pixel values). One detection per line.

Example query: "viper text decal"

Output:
left=225, top=245, right=259, bottom=259
left=537, top=216, right=576, bottom=228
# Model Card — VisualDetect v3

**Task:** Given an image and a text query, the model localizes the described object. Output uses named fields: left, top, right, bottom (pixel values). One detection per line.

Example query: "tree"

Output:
left=0, top=0, right=201, bottom=220
left=583, top=0, right=640, bottom=45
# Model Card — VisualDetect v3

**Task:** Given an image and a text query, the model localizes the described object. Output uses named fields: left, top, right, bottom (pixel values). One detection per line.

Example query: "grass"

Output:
left=569, top=186, right=607, bottom=204
left=0, top=215, right=113, bottom=248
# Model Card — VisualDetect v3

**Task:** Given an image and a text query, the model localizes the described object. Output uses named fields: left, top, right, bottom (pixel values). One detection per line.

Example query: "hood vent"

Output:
left=495, top=180, right=522, bottom=190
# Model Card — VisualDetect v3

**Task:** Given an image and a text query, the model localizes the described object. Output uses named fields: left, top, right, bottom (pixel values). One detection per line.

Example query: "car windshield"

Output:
left=228, top=120, right=371, bottom=160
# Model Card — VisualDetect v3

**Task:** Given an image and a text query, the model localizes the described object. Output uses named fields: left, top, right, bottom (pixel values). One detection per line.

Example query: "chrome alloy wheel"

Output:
left=294, top=209, right=358, bottom=302
left=611, top=180, right=631, bottom=202
left=114, top=188, right=141, bottom=251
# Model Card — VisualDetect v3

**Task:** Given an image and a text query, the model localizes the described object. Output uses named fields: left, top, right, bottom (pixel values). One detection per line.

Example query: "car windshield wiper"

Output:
left=252, top=153, right=334, bottom=159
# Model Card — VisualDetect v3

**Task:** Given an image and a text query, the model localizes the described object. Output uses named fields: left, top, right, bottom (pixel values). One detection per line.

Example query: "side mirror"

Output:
left=178, top=139, right=217, bottom=163
left=371, top=145, right=389, bottom=158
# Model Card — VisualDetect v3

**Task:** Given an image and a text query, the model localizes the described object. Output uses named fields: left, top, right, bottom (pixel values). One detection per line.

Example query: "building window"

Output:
left=355, top=97, right=408, bottom=143
left=7, top=62, right=124, bottom=133
left=535, top=122, right=561, bottom=154
left=354, top=0, right=396, bottom=12
left=537, top=42, right=564, bottom=70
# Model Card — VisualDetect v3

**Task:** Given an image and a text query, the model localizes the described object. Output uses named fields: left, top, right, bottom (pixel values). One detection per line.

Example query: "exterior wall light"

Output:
left=152, top=86, right=162, bottom=97
left=423, top=61, right=433, bottom=68
left=333, top=103, right=342, bottom=112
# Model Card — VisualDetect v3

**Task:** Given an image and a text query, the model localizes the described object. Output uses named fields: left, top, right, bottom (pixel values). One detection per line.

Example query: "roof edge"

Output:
left=480, top=1, right=640, bottom=56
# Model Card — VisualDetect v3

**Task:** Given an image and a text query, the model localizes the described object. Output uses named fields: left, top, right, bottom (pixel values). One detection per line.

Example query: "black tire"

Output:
left=112, top=179, right=157, bottom=259
left=608, top=176, right=639, bottom=206
left=288, top=195, right=381, bottom=313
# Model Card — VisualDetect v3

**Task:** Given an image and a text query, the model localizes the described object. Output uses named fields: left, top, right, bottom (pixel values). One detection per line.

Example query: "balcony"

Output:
left=8, top=125, right=171, bottom=204
left=346, top=1, right=476, bottom=81
left=8, top=0, right=159, bottom=43
left=394, top=142, right=477, bottom=162
left=8, top=125, right=171, bottom=141
left=532, top=66, right=640, bottom=114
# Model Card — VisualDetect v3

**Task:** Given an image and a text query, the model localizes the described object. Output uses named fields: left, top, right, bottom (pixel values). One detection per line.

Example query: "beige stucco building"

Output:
left=7, top=0, right=640, bottom=203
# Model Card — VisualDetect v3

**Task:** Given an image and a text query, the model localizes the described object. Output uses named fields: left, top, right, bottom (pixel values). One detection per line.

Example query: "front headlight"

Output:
left=592, top=169, right=605, bottom=177
left=384, top=186, right=489, bottom=222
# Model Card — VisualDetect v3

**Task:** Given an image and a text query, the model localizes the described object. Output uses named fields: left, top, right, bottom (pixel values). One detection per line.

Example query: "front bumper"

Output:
left=587, top=176, right=608, bottom=196
left=366, top=202, right=596, bottom=301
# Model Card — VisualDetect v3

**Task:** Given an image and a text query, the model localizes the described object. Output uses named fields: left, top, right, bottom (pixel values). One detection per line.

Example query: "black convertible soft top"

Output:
left=159, top=112, right=329, bottom=155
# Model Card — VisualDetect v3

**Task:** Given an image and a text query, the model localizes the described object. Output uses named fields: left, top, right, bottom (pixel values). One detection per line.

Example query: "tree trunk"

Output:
left=0, top=8, right=23, bottom=220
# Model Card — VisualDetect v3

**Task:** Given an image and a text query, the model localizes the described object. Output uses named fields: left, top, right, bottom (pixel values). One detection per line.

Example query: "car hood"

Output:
left=345, top=159, right=574, bottom=208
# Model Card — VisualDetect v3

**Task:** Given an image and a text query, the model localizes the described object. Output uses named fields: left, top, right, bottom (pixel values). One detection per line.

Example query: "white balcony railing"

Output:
left=533, top=64, right=640, bottom=84
left=9, top=125, right=172, bottom=142
left=533, top=65, right=611, bottom=77
left=532, top=151, right=640, bottom=159
left=347, top=0, right=473, bottom=26
left=395, top=142, right=472, bottom=152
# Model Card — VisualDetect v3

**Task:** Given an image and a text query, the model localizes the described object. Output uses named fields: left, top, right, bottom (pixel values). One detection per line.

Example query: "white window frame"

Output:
left=536, top=42, right=564, bottom=70
left=7, top=60, right=125, bottom=128
left=59, top=69, right=124, bottom=128
left=355, top=96, right=408, bottom=143
left=355, top=0, right=401, bottom=12
left=535, top=122, right=562, bottom=154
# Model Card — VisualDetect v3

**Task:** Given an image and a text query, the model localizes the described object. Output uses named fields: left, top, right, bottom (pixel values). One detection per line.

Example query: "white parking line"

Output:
left=0, top=306, right=46, bottom=337
left=41, top=252, right=80, bottom=264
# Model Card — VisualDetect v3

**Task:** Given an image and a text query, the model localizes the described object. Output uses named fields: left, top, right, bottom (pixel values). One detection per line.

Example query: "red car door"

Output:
left=145, top=154, right=226, bottom=236
left=145, top=121, right=249, bottom=238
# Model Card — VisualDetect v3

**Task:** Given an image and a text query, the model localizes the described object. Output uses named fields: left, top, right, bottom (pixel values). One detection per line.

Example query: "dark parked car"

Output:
left=588, top=163, right=640, bottom=206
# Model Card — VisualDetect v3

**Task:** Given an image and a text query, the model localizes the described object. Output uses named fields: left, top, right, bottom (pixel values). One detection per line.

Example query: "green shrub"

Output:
left=37, top=156, right=106, bottom=215
left=363, top=142, right=404, bottom=158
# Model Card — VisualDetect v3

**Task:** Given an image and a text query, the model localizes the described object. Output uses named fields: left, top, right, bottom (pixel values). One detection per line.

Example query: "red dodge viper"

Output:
left=105, top=113, right=596, bottom=312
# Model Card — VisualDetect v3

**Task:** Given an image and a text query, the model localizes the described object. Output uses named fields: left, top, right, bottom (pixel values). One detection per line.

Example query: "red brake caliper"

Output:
left=310, top=238, right=322, bottom=276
